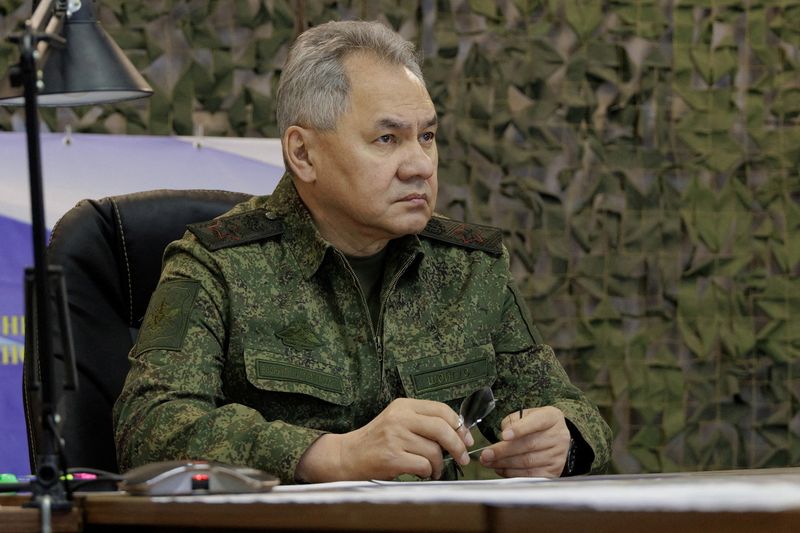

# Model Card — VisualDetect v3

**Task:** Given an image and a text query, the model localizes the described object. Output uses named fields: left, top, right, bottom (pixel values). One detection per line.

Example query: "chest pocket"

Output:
left=243, top=346, right=354, bottom=406
left=396, top=343, right=497, bottom=403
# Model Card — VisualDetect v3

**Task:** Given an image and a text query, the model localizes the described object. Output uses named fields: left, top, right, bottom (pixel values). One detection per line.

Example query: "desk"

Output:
left=0, top=496, right=82, bottom=532
left=4, top=469, right=800, bottom=532
left=80, top=497, right=800, bottom=533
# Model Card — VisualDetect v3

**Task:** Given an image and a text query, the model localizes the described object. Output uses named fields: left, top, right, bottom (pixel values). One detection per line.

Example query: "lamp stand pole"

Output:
left=12, top=20, right=77, bottom=517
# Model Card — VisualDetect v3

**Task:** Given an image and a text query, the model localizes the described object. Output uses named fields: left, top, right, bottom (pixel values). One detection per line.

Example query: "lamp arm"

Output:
left=30, top=0, right=59, bottom=33
left=25, top=0, right=67, bottom=68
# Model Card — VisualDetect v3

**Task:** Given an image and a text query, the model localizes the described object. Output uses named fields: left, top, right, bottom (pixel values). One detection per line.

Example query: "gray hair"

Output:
left=276, top=20, right=424, bottom=136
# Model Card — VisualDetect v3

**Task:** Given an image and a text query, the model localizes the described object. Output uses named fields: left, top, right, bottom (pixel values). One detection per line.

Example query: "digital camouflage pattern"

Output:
left=113, top=175, right=612, bottom=483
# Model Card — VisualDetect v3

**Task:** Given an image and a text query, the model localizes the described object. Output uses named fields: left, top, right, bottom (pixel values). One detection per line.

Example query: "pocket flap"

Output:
left=244, top=348, right=354, bottom=406
left=396, top=343, right=496, bottom=402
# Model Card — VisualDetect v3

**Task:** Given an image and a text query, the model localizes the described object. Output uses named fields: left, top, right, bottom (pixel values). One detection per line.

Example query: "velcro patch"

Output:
left=412, top=357, right=489, bottom=394
left=135, top=280, right=199, bottom=355
left=420, top=216, right=503, bottom=255
left=256, top=360, right=345, bottom=393
left=188, top=209, right=284, bottom=251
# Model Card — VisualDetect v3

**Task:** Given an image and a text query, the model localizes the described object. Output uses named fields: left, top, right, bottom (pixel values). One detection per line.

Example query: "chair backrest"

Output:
left=23, top=189, right=251, bottom=474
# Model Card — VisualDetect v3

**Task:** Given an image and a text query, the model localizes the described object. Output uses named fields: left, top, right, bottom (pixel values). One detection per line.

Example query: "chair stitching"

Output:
left=111, top=199, right=135, bottom=326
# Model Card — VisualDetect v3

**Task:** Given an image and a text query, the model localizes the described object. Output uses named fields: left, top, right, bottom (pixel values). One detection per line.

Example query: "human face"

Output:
left=302, top=53, right=438, bottom=254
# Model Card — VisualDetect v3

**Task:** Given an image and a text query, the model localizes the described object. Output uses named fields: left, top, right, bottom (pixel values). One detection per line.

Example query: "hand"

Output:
left=479, top=406, right=570, bottom=478
left=296, top=398, right=474, bottom=482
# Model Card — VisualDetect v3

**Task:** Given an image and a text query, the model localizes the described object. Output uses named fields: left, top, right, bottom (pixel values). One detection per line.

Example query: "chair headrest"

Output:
left=49, top=189, right=251, bottom=327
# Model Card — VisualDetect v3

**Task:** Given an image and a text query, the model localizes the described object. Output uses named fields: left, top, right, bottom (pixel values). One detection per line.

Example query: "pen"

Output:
left=519, top=406, right=523, bottom=420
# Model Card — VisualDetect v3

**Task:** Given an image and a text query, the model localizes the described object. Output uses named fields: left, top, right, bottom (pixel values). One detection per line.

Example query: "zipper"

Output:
left=336, top=249, right=417, bottom=407
left=335, top=250, right=382, bottom=402
left=375, top=252, right=417, bottom=403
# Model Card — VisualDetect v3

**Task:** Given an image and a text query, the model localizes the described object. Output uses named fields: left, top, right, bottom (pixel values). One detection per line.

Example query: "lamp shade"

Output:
left=0, top=0, right=153, bottom=106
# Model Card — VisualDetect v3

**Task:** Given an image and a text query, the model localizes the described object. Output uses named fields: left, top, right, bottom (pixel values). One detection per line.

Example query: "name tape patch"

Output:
left=411, top=358, right=489, bottom=394
left=256, top=360, right=344, bottom=393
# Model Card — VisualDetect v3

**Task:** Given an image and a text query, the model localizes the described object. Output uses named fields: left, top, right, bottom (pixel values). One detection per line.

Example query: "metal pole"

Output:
left=18, top=20, right=71, bottom=511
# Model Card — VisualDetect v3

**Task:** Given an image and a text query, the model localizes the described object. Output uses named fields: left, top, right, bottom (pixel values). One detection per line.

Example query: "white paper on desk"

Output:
left=369, top=477, right=547, bottom=487
left=272, top=480, right=376, bottom=492
left=151, top=472, right=800, bottom=512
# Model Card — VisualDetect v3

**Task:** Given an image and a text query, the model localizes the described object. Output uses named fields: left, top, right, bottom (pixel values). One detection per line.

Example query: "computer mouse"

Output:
left=120, top=460, right=280, bottom=496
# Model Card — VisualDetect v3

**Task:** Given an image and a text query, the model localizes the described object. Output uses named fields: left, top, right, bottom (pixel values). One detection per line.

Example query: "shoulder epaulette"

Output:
left=420, top=216, right=503, bottom=255
left=188, top=209, right=284, bottom=251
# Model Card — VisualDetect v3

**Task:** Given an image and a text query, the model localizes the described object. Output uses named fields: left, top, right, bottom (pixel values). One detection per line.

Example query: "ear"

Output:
left=283, top=126, right=316, bottom=184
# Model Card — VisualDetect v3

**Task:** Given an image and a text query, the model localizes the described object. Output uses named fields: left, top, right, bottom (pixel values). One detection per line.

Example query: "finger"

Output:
left=410, top=413, right=470, bottom=466
left=403, top=398, right=461, bottom=427
left=389, top=451, right=436, bottom=480
left=385, top=398, right=471, bottom=460
left=500, top=406, right=562, bottom=440
left=398, top=398, right=470, bottom=444
left=481, top=427, right=569, bottom=465
left=377, top=432, right=443, bottom=480
left=405, top=434, right=448, bottom=480
left=457, top=424, right=474, bottom=447
left=482, top=445, right=563, bottom=470
left=479, top=432, right=540, bottom=465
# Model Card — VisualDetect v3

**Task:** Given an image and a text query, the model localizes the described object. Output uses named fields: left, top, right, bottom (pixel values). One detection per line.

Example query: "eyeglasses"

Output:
left=457, top=386, right=495, bottom=429
left=444, top=386, right=495, bottom=479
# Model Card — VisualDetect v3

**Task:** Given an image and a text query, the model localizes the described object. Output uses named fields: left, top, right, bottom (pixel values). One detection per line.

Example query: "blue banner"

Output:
left=0, top=131, right=283, bottom=475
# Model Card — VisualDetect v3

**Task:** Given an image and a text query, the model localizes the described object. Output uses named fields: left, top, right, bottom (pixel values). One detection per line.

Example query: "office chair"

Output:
left=23, top=189, right=251, bottom=474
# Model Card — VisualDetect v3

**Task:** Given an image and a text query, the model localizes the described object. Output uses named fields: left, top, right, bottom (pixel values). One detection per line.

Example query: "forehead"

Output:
left=341, top=53, right=435, bottom=126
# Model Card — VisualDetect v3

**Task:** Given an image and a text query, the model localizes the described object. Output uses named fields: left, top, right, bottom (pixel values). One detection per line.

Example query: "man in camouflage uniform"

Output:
left=113, top=20, right=611, bottom=484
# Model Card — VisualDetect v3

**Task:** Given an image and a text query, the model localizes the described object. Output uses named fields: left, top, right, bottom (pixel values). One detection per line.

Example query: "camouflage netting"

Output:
left=1, top=0, right=798, bottom=474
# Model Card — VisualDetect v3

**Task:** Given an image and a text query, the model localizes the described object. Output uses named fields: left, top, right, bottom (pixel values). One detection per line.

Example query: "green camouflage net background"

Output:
left=1, top=0, right=798, bottom=474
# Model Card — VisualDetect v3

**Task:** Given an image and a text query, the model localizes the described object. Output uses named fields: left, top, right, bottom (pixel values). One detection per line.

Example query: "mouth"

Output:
left=399, top=193, right=427, bottom=203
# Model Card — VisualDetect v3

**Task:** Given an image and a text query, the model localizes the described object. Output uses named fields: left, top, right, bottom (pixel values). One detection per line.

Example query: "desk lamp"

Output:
left=0, top=0, right=152, bottom=521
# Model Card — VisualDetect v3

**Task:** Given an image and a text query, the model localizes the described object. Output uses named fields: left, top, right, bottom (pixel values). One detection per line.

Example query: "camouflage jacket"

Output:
left=113, top=176, right=612, bottom=483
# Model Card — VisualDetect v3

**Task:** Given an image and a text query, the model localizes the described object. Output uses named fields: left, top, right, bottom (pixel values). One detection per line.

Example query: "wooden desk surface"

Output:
left=4, top=469, right=800, bottom=532
left=76, top=495, right=800, bottom=533
left=83, top=496, right=485, bottom=532
left=4, top=495, right=797, bottom=533
left=0, top=495, right=82, bottom=533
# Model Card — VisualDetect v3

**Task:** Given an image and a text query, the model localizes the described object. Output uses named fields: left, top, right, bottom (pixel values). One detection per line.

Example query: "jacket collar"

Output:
left=263, top=174, right=425, bottom=280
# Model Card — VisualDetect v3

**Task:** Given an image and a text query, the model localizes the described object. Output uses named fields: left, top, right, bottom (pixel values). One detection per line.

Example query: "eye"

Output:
left=420, top=131, right=435, bottom=143
left=376, top=134, right=395, bottom=144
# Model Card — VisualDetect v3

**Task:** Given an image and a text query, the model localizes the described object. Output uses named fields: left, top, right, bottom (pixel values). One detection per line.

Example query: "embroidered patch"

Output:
left=188, top=209, right=284, bottom=251
left=411, top=358, right=489, bottom=394
left=421, top=216, right=503, bottom=255
left=256, top=360, right=345, bottom=393
left=275, top=323, right=324, bottom=351
left=135, top=280, right=199, bottom=355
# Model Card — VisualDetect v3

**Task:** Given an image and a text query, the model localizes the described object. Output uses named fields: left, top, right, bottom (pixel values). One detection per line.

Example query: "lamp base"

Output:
left=22, top=453, right=72, bottom=511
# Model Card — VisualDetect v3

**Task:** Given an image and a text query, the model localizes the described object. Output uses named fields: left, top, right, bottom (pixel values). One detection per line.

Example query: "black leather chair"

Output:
left=23, top=189, right=250, bottom=474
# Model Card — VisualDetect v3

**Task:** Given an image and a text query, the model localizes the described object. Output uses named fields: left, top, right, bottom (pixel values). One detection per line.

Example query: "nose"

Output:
left=397, top=139, right=436, bottom=182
